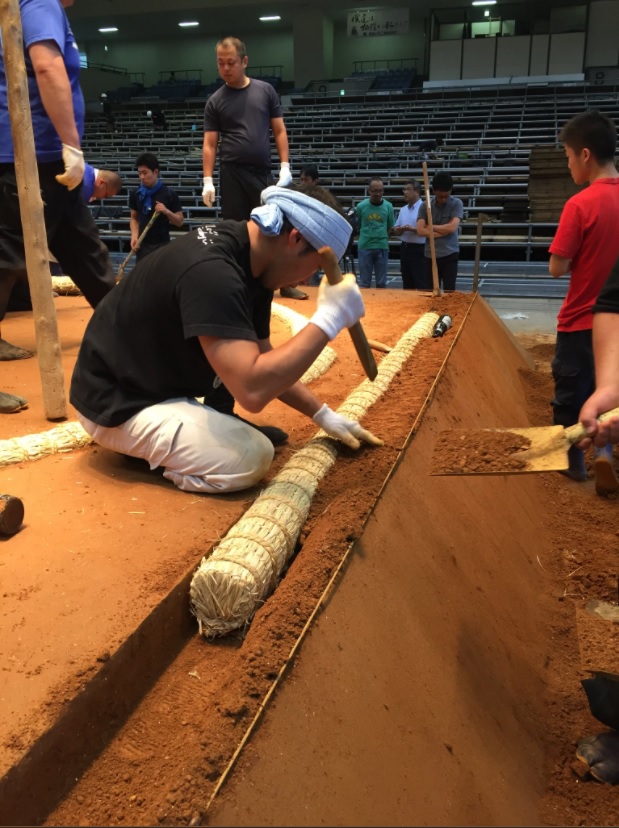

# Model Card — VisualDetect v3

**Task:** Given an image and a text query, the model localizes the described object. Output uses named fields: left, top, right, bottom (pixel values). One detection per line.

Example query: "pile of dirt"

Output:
left=2, top=294, right=619, bottom=826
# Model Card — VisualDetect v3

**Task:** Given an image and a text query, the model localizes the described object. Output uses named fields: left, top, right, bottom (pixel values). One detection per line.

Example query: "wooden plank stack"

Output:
left=528, top=145, right=585, bottom=222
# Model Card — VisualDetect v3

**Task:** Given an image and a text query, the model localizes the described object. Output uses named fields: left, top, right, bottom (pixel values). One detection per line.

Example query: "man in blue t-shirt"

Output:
left=0, top=0, right=115, bottom=370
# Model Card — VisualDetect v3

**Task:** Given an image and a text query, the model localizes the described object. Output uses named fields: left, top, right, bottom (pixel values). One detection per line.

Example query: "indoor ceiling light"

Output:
left=98, top=27, right=118, bottom=33
left=179, top=21, right=199, bottom=27
left=472, top=1, right=496, bottom=5
left=259, top=15, right=281, bottom=22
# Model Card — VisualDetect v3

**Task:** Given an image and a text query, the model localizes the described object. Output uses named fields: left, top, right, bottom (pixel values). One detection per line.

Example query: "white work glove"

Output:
left=55, top=144, right=85, bottom=190
left=276, top=162, right=292, bottom=187
left=202, top=176, right=215, bottom=207
left=309, top=272, right=365, bottom=340
left=313, top=403, right=383, bottom=450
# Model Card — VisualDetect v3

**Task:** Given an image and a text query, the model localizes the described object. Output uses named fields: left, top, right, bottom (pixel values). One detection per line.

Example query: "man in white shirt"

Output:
left=391, top=180, right=427, bottom=290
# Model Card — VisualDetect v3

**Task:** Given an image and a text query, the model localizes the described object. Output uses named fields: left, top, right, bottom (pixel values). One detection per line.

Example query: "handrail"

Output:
left=352, top=58, right=418, bottom=70
left=158, top=69, right=202, bottom=81
left=85, top=62, right=128, bottom=75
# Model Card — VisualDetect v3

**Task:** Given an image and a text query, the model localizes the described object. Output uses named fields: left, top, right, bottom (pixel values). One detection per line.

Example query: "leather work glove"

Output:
left=55, top=144, right=85, bottom=190
left=276, top=162, right=292, bottom=187
left=313, top=403, right=383, bottom=450
left=202, top=176, right=215, bottom=207
left=310, top=272, right=364, bottom=340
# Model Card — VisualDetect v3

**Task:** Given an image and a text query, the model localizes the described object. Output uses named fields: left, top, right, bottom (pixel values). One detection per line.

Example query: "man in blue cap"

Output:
left=70, top=185, right=382, bottom=495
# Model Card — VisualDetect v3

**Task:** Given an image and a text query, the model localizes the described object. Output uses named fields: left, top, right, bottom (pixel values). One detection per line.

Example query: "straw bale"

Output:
left=51, top=276, right=82, bottom=296
left=190, top=312, right=439, bottom=638
left=0, top=421, right=92, bottom=468
left=271, top=302, right=337, bottom=383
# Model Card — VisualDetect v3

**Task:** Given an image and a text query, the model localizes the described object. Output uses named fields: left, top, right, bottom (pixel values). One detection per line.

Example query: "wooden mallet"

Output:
left=317, top=246, right=378, bottom=381
left=0, top=494, right=24, bottom=536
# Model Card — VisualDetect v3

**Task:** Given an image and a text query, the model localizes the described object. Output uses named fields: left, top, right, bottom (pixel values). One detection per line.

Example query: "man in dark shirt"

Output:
left=202, top=36, right=306, bottom=301
left=71, top=185, right=381, bottom=495
left=129, top=152, right=184, bottom=262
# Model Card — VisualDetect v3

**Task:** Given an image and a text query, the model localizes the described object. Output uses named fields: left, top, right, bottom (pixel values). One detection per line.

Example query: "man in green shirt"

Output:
left=355, top=177, right=395, bottom=289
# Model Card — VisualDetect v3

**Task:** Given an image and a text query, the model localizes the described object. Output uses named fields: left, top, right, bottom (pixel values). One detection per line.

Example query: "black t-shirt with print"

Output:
left=70, top=221, right=273, bottom=427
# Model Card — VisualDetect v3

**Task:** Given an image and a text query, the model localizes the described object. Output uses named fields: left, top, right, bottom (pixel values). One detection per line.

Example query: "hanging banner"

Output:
left=347, top=7, right=409, bottom=37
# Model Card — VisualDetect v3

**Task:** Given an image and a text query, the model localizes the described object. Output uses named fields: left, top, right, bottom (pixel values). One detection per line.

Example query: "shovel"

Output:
left=431, top=408, right=619, bottom=476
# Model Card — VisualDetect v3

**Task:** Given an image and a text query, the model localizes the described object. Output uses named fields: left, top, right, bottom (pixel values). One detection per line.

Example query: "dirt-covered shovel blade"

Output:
left=431, top=406, right=619, bottom=476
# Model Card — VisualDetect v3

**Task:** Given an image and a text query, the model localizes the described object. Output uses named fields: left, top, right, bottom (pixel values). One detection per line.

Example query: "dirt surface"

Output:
left=432, top=427, right=531, bottom=474
left=1, top=289, right=619, bottom=826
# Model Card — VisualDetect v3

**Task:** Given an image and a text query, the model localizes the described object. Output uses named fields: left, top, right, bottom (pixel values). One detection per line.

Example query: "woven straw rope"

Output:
left=190, top=311, right=439, bottom=638
left=0, top=421, right=92, bottom=468
left=51, top=276, right=83, bottom=296
left=0, top=303, right=329, bottom=469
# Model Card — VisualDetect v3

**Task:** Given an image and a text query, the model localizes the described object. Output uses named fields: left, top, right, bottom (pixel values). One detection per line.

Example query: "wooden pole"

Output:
left=116, top=211, right=160, bottom=282
left=472, top=214, right=483, bottom=293
left=421, top=161, right=440, bottom=297
left=0, top=0, right=67, bottom=419
left=471, top=212, right=490, bottom=294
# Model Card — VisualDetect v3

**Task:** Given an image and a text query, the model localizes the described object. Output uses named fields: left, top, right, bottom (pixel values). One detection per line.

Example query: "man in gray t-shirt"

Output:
left=417, top=171, right=464, bottom=292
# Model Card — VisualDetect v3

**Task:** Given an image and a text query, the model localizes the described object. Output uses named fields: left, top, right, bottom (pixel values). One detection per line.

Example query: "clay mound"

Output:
left=3, top=292, right=614, bottom=827
left=205, top=295, right=550, bottom=826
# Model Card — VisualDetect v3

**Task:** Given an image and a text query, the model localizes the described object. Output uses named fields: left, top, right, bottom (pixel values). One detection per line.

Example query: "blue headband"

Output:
left=250, top=186, right=351, bottom=262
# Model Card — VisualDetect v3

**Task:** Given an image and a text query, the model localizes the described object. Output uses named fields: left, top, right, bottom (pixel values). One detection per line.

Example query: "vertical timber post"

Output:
left=0, top=0, right=67, bottom=419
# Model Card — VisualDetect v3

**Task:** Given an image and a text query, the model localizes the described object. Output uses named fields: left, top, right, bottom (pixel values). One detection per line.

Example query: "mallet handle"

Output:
left=317, top=246, right=378, bottom=381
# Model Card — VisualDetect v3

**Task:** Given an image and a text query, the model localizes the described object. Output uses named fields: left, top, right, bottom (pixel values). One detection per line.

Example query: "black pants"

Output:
left=551, top=329, right=594, bottom=428
left=215, top=163, right=275, bottom=413
left=0, top=162, right=115, bottom=320
left=425, top=251, right=459, bottom=292
left=400, top=243, right=427, bottom=290
left=219, top=163, right=273, bottom=220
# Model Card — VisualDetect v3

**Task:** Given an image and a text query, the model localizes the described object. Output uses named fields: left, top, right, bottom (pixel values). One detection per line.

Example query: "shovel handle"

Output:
left=317, top=246, right=378, bottom=381
left=564, top=407, right=619, bottom=444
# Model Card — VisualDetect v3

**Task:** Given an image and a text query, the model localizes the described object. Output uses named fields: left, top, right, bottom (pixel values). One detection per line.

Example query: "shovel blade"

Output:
left=431, top=424, right=570, bottom=476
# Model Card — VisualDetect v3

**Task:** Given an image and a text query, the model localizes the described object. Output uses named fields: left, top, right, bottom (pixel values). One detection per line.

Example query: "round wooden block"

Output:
left=0, top=494, right=24, bottom=536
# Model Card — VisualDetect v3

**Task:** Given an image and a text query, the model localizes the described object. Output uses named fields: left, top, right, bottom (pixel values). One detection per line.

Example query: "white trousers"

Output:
left=78, top=398, right=274, bottom=494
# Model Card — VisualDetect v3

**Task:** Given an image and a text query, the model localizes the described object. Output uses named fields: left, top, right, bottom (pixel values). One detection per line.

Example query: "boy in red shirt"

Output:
left=549, top=110, right=619, bottom=494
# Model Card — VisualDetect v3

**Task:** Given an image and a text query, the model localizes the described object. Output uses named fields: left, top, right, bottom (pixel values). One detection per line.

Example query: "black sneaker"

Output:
left=232, top=413, right=288, bottom=446
left=576, top=731, right=619, bottom=784
left=559, top=444, right=588, bottom=482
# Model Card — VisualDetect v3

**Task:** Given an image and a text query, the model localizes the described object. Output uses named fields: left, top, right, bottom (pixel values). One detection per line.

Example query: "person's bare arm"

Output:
left=578, top=313, right=619, bottom=447
left=416, top=219, right=431, bottom=237
left=154, top=202, right=184, bottom=227
left=433, top=217, right=461, bottom=236
left=199, top=326, right=329, bottom=415
left=271, top=117, right=289, bottom=165
left=549, top=253, right=571, bottom=278
left=202, top=131, right=219, bottom=177
left=29, top=41, right=80, bottom=147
